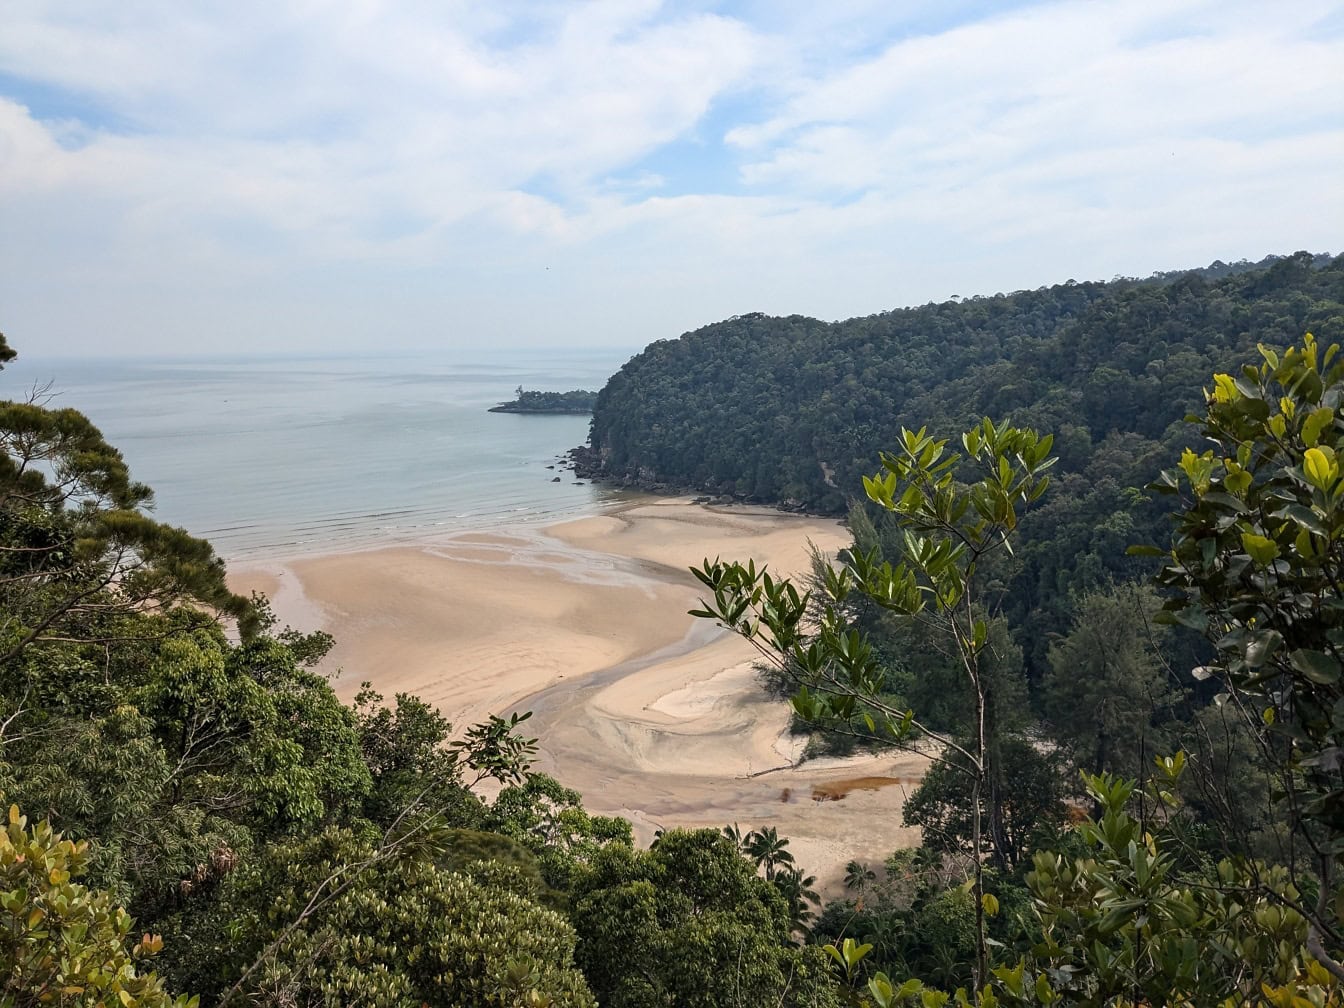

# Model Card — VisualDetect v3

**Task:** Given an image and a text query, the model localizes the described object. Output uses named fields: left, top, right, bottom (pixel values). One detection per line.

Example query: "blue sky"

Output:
left=1, top=0, right=1341, bottom=357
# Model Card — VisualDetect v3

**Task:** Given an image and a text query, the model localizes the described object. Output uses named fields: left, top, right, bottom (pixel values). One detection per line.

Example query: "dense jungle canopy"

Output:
left=589, top=251, right=1344, bottom=676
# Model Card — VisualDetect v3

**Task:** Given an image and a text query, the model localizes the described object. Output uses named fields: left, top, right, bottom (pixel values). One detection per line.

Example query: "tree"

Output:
left=2, top=621, right=374, bottom=914
left=569, top=829, right=841, bottom=1008
left=843, top=859, right=877, bottom=898
left=860, top=767, right=1342, bottom=1007
left=1040, top=583, right=1176, bottom=781
left=353, top=683, right=483, bottom=829
left=0, top=803, right=195, bottom=1008
left=742, top=824, right=796, bottom=880
left=832, top=336, right=1344, bottom=1004
left=1144, top=332, right=1344, bottom=978
left=692, top=418, right=1056, bottom=990
left=0, top=342, right=256, bottom=671
left=173, top=826, right=597, bottom=1008
left=486, top=772, right=633, bottom=892
left=902, top=737, right=1066, bottom=871
left=773, top=864, right=821, bottom=933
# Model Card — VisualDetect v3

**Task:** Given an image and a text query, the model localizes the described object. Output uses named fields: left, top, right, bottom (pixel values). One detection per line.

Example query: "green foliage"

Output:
left=490, top=388, right=599, bottom=413
left=1140, top=331, right=1344, bottom=976
left=455, top=709, right=539, bottom=788
left=352, top=684, right=483, bottom=829
left=0, top=804, right=195, bottom=1008
left=1, top=619, right=374, bottom=913
left=1152, top=334, right=1344, bottom=835
left=693, top=417, right=1056, bottom=990
left=1040, top=583, right=1177, bottom=780
left=903, top=738, right=1067, bottom=870
left=1176, top=700, right=1287, bottom=861
left=249, top=592, right=333, bottom=667
left=180, top=826, right=596, bottom=1007
left=486, top=773, right=633, bottom=893
left=570, top=829, right=842, bottom=1008
left=140, top=631, right=372, bottom=829
left=720, top=822, right=820, bottom=929
left=594, top=252, right=1344, bottom=678
left=740, top=824, right=797, bottom=880
left=437, top=828, right=548, bottom=898
left=852, top=335, right=1344, bottom=1004
left=0, top=396, right=257, bottom=664
left=815, top=849, right=1037, bottom=995
left=1019, top=770, right=1335, bottom=1007
left=844, top=859, right=877, bottom=894
left=848, top=770, right=1342, bottom=1007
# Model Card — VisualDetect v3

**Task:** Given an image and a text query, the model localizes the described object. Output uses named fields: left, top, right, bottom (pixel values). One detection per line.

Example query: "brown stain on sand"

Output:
left=807, top=776, right=913, bottom=803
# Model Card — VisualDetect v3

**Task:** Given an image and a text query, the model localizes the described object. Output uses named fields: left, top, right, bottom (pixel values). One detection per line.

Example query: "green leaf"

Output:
left=1290, top=649, right=1341, bottom=685
left=1244, top=629, right=1284, bottom=669
left=1302, top=406, right=1335, bottom=447
left=1305, top=446, right=1336, bottom=490
left=1166, top=607, right=1208, bottom=633
left=1273, top=503, right=1327, bottom=536
left=1239, top=532, right=1280, bottom=565
left=1035, top=973, right=1057, bottom=1004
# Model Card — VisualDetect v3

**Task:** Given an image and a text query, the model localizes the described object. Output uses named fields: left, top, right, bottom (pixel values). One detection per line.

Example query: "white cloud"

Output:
left=0, top=0, right=1340, bottom=357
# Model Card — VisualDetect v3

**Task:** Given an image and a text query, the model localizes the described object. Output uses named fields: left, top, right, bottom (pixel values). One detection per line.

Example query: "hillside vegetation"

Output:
left=590, top=251, right=1344, bottom=675
left=591, top=253, right=1341, bottom=512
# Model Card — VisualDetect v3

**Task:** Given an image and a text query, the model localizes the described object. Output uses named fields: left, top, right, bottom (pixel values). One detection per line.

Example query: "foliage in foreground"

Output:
left=697, top=334, right=1344, bottom=1002
left=178, top=827, right=597, bottom=1008
left=0, top=804, right=193, bottom=1008
left=847, top=768, right=1340, bottom=1007
left=570, top=829, right=841, bottom=1008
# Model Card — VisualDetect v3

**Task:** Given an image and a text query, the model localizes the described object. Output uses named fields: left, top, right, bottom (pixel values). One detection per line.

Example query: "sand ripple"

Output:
left=230, top=497, right=930, bottom=893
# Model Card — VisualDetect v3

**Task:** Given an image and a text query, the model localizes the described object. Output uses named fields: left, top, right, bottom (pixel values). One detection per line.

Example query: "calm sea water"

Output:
left=8, top=348, right=636, bottom=559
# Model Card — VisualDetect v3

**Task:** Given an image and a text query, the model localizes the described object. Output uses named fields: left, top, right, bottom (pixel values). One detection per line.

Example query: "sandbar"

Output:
left=229, top=497, right=929, bottom=893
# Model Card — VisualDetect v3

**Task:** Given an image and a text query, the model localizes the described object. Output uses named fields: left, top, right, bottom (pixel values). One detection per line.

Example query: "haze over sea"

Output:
left=12, top=348, right=636, bottom=560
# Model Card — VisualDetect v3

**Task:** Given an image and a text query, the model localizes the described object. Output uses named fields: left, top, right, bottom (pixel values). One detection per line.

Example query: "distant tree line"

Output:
left=490, top=387, right=599, bottom=413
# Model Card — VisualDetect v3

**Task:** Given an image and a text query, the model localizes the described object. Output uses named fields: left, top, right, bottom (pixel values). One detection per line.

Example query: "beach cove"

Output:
left=230, top=496, right=930, bottom=891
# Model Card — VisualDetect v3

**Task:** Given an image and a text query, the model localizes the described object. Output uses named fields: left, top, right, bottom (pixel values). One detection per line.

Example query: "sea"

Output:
left=8, top=348, right=638, bottom=560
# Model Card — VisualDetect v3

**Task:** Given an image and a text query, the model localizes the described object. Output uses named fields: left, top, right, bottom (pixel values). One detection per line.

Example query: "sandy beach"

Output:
left=229, top=497, right=930, bottom=892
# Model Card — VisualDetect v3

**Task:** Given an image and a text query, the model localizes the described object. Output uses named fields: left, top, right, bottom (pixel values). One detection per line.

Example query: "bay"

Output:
left=8, top=347, right=637, bottom=559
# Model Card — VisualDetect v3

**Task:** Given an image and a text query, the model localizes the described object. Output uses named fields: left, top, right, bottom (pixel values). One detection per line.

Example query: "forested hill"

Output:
left=589, top=251, right=1342, bottom=513
left=587, top=251, right=1344, bottom=673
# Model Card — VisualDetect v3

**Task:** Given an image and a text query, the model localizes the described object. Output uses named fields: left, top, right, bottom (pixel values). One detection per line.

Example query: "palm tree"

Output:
left=773, top=865, right=820, bottom=934
left=843, top=859, right=877, bottom=900
left=743, top=826, right=795, bottom=881
left=721, top=822, right=747, bottom=850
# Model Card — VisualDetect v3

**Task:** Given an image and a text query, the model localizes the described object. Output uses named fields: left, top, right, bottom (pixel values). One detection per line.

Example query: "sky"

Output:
left=2, top=0, right=1341, bottom=358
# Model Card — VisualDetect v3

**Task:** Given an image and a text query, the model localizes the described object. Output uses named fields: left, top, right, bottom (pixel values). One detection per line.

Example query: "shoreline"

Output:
left=228, top=496, right=929, bottom=893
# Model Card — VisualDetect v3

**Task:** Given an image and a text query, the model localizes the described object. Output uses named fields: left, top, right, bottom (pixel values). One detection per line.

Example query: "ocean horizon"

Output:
left=8, top=347, right=640, bottom=560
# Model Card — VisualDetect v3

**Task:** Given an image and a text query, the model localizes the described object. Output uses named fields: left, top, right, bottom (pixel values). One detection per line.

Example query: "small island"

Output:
left=488, top=386, right=598, bottom=414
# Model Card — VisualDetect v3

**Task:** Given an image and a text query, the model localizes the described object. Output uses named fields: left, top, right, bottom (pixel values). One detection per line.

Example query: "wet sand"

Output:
left=229, top=497, right=929, bottom=892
